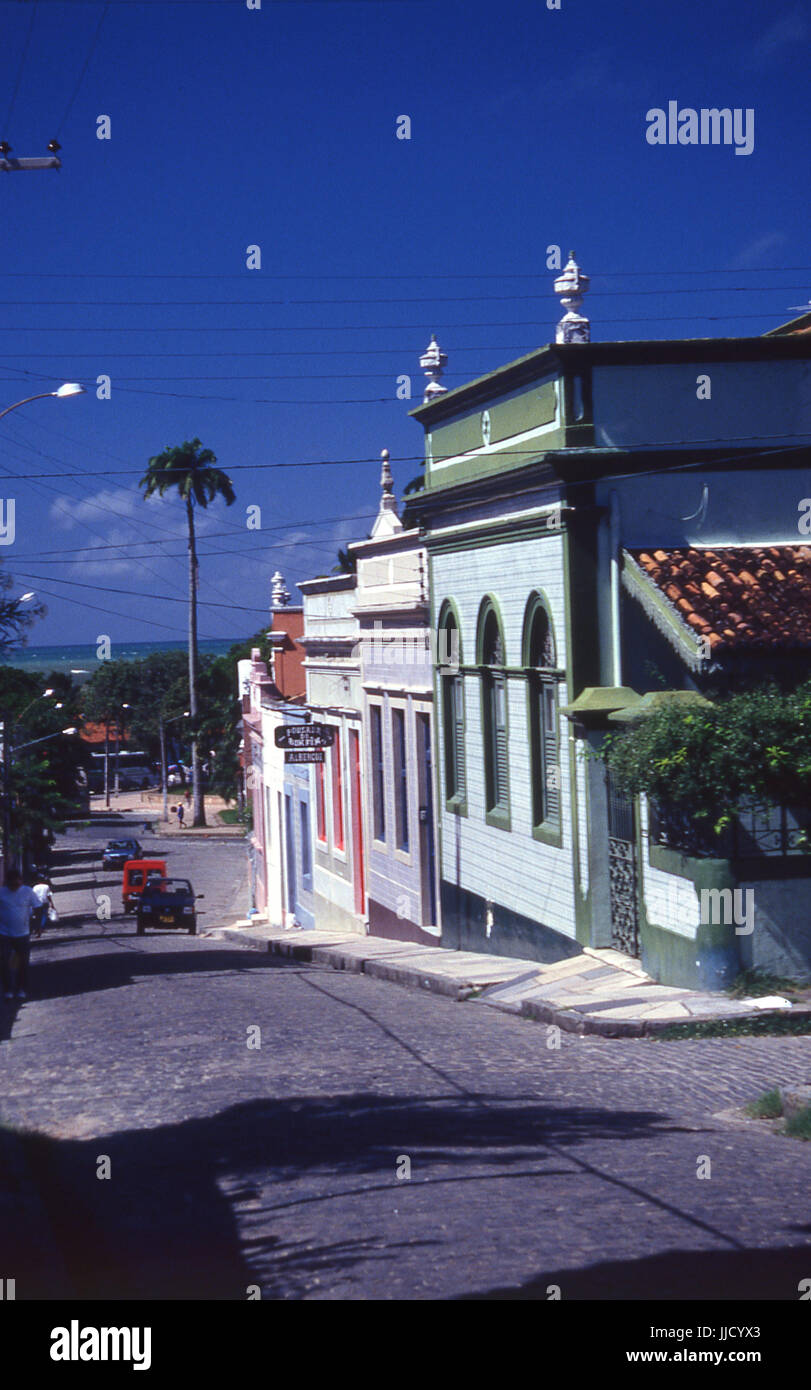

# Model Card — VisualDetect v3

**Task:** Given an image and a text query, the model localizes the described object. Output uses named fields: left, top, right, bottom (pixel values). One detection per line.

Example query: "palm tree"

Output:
left=140, top=439, right=235, bottom=827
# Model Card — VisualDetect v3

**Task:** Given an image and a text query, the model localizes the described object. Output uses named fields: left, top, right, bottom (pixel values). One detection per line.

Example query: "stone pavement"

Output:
left=207, top=919, right=811, bottom=1037
left=85, top=790, right=247, bottom=837
left=4, top=927, right=810, bottom=1302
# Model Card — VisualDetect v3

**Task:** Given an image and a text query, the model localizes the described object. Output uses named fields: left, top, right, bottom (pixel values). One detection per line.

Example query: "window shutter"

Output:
left=543, top=682, right=560, bottom=823
left=453, top=677, right=465, bottom=798
left=495, top=678, right=507, bottom=807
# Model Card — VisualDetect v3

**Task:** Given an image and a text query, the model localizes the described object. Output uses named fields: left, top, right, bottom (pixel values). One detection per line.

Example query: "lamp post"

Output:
left=159, top=710, right=189, bottom=824
left=0, top=382, right=85, bottom=424
left=114, top=703, right=130, bottom=795
left=14, top=687, right=55, bottom=726
left=13, top=727, right=78, bottom=752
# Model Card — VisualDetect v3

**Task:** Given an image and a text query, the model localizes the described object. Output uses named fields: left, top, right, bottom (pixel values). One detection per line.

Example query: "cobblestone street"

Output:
left=0, top=822, right=809, bottom=1301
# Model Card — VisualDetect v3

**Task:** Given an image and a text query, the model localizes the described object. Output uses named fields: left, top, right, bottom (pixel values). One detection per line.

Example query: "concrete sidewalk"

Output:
left=204, top=919, right=811, bottom=1037
left=87, top=791, right=247, bottom=838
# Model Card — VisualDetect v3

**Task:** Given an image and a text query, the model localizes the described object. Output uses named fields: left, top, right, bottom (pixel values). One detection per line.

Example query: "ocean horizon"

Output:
left=1, top=637, right=247, bottom=678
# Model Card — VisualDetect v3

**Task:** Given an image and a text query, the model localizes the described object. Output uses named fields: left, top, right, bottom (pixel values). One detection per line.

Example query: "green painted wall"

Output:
left=426, top=379, right=562, bottom=490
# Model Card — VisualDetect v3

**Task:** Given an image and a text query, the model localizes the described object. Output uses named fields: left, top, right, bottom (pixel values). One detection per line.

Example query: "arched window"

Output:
left=438, top=604, right=465, bottom=806
left=478, top=600, right=509, bottom=820
left=524, top=595, right=560, bottom=831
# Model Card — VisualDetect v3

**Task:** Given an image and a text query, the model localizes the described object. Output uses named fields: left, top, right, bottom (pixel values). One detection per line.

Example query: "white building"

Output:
left=349, top=451, right=439, bottom=942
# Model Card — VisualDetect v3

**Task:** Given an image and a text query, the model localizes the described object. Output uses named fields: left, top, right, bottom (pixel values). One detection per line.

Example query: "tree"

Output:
left=332, top=546, right=357, bottom=575
left=602, top=680, right=811, bottom=843
left=195, top=633, right=275, bottom=805
left=140, top=440, right=236, bottom=826
left=0, top=570, right=45, bottom=656
left=0, top=666, right=86, bottom=871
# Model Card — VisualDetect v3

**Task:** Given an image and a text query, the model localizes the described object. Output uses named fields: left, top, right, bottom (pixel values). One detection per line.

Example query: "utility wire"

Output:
left=0, top=286, right=808, bottom=305
left=2, top=0, right=38, bottom=136
left=0, top=313, right=795, bottom=329
left=55, top=2, right=110, bottom=137
left=1, top=431, right=810, bottom=481
left=9, top=570, right=271, bottom=613
left=3, top=266, right=811, bottom=279
left=11, top=511, right=377, bottom=560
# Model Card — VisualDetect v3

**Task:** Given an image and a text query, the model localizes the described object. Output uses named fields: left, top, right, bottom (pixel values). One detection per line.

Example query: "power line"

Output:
left=2, top=0, right=38, bottom=136
left=0, top=313, right=794, bottom=329
left=3, top=266, right=811, bottom=279
left=1, top=431, right=810, bottom=482
left=10, top=569, right=271, bottom=613
left=15, top=578, right=240, bottom=642
left=0, top=348, right=545, bottom=358
left=0, top=285, right=808, bottom=305
left=9, top=511, right=377, bottom=561
left=55, top=2, right=110, bottom=138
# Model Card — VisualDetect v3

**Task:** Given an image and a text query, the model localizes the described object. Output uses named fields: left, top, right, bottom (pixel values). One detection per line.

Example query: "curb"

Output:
left=209, top=925, right=811, bottom=1037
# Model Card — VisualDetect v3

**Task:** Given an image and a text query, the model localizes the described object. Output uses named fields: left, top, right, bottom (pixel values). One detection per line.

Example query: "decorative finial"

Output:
left=419, top=333, right=448, bottom=402
left=554, top=252, right=590, bottom=344
left=370, top=446, right=402, bottom=537
left=271, top=570, right=290, bottom=608
left=380, top=447, right=394, bottom=499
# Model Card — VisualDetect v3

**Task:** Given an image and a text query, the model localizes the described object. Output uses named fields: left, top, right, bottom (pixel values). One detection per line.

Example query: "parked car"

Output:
left=102, top=838, right=143, bottom=869
left=122, top=858, right=168, bottom=913
left=135, top=878, right=203, bottom=935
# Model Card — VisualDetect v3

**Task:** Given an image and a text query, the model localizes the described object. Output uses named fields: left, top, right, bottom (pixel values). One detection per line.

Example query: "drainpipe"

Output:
left=609, top=490, right=622, bottom=686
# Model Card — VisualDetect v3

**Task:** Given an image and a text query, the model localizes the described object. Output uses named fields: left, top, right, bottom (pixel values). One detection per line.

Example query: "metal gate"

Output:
left=607, top=772, right=639, bottom=956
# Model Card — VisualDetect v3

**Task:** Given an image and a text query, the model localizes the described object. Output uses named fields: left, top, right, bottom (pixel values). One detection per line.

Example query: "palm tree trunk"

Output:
left=187, top=495, right=206, bottom=827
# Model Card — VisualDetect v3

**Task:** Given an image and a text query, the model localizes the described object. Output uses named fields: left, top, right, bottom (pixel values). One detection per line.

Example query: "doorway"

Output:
left=417, top=713, right=438, bottom=928
left=606, top=769, right=639, bottom=956
left=349, top=729, right=365, bottom=918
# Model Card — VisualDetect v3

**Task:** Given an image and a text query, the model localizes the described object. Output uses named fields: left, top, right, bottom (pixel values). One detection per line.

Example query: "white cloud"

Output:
left=728, top=232, right=788, bottom=270
left=740, top=8, right=809, bottom=70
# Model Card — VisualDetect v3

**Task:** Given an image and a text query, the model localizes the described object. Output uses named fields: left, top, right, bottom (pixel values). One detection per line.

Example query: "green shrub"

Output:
left=745, top=1088, right=783, bottom=1119
left=784, top=1105, right=811, bottom=1140
left=729, top=969, right=797, bottom=999
left=602, top=680, right=811, bottom=838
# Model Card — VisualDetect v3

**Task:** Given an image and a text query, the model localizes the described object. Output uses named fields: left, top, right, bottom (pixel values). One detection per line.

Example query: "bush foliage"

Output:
left=603, top=681, right=811, bottom=836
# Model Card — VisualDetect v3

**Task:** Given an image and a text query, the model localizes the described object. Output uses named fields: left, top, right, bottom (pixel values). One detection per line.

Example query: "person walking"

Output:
left=0, top=869, right=38, bottom=1001
left=31, top=873, right=55, bottom=936
left=176, top=802, right=185, bottom=829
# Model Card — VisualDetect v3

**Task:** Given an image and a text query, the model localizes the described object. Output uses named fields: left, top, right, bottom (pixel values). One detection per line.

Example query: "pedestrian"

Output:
left=176, top=802, right=185, bottom=829
left=0, top=868, right=38, bottom=1001
left=185, top=786, right=192, bottom=806
left=31, top=872, right=55, bottom=935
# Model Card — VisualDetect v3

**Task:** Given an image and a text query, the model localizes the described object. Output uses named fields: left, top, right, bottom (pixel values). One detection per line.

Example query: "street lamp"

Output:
left=14, top=687, right=55, bottom=725
left=159, top=709, right=189, bottom=823
left=113, top=702, right=130, bottom=796
left=0, top=383, right=85, bottom=424
left=13, top=727, right=77, bottom=753
left=2, top=725, right=77, bottom=870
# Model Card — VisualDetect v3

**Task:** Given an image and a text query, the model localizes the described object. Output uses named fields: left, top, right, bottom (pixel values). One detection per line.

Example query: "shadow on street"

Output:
left=5, top=1088, right=718, bottom=1301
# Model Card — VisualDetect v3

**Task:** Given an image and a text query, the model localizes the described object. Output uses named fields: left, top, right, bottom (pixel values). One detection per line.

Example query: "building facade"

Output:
left=298, top=572, right=367, bottom=932
left=407, top=268, right=811, bottom=986
left=350, top=451, right=440, bottom=942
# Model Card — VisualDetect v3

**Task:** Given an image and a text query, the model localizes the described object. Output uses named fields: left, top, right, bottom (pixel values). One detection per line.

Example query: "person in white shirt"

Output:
left=31, top=875, right=54, bottom=935
left=0, top=869, right=38, bottom=1000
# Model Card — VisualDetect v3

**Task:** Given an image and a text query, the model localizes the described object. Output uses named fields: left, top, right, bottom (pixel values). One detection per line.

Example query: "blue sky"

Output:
left=0, top=0, right=808, bottom=647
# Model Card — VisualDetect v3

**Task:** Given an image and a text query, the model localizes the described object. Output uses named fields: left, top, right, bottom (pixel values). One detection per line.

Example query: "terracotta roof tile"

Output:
left=629, top=545, right=811, bottom=653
